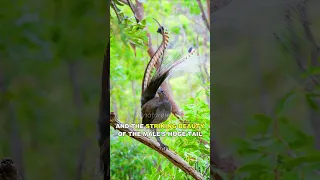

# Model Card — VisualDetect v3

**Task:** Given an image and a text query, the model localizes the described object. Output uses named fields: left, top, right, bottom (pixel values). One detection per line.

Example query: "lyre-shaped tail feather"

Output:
left=142, top=18, right=169, bottom=93
left=165, top=47, right=197, bottom=73
left=140, top=47, right=197, bottom=107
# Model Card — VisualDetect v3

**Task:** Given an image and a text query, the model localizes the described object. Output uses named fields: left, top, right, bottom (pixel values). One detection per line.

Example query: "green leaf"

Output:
left=252, top=114, right=272, bottom=135
left=171, top=27, right=181, bottom=35
left=281, top=155, right=320, bottom=169
left=275, top=89, right=296, bottom=114
left=141, top=19, right=146, bottom=26
left=183, top=144, right=198, bottom=149
left=305, top=94, right=319, bottom=111
left=113, top=0, right=125, bottom=6
left=200, top=147, right=210, bottom=155
left=237, top=163, right=269, bottom=173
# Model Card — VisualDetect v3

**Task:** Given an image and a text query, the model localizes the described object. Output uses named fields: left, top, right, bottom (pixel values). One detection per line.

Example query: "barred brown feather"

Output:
left=142, top=19, right=169, bottom=93
left=140, top=47, right=197, bottom=107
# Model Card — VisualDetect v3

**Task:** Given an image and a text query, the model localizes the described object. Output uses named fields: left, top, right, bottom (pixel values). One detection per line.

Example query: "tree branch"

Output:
left=196, top=0, right=210, bottom=31
left=111, top=0, right=122, bottom=24
left=127, top=0, right=139, bottom=23
left=109, top=112, right=205, bottom=180
left=206, top=0, right=210, bottom=23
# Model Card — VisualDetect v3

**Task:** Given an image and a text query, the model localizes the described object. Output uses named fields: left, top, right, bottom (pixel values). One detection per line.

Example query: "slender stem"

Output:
left=111, top=0, right=122, bottom=23
left=196, top=0, right=210, bottom=31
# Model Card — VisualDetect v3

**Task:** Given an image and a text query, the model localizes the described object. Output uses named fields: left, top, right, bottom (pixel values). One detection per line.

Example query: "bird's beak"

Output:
left=157, top=87, right=163, bottom=93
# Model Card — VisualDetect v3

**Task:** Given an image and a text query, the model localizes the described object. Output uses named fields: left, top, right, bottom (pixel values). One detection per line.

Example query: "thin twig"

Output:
left=196, top=0, right=210, bottom=31
left=127, top=0, right=139, bottom=23
left=297, top=2, right=320, bottom=51
left=202, top=164, right=210, bottom=177
left=279, top=4, right=320, bottom=88
left=111, top=0, right=122, bottom=23
left=273, top=32, right=320, bottom=88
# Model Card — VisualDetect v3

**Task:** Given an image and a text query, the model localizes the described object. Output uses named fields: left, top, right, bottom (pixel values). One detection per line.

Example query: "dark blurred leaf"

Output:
left=71, top=0, right=92, bottom=17
left=237, top=163, right=269, bottom=173
left=281, top=155, right=320, bottom=169
left=252, top=114, right=272, bottom=135
left=275, top=89, right=296, bottom=114
left=305, top=94, right=319, bottom=111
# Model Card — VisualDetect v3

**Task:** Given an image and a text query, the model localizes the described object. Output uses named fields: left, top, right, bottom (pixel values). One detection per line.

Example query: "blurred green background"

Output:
left=212, top=0, right=320, bottom=179
left=110, top=0, right=210, bottom=179
left=0, top=0, right=107, bottom=179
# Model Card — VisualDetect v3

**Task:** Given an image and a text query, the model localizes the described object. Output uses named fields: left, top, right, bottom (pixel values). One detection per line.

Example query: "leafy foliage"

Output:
left=229, top=90, right=320, bottom=179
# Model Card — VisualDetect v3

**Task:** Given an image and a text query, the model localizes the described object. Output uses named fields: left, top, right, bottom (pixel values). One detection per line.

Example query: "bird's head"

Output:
left=157, top=88, right=166, bottom=99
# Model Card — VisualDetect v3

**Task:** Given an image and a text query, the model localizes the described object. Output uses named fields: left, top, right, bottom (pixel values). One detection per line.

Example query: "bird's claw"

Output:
left=160, top=143, right=169, bottom=151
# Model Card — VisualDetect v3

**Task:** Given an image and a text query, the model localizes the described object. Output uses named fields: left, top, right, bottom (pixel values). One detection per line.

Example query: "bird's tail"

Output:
left=141, top=47, right=197, bottom=107
left=141, top=18, right=169, bottom=93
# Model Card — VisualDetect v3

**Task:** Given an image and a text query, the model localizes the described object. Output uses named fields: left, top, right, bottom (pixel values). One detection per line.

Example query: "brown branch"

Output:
left=206, top=0, right=210, bottom=24
left=111, top=0, right=122, bottom=23
left=127, top=0, right=139, bottom=23
left=109, top=112, right=205, bottom=180
left=196, top=0, right=210, bottom=31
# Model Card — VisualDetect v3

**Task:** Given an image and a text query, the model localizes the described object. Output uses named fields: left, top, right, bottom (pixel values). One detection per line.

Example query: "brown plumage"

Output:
left=141, top=18, right=169, bottom=93
left=141, top=20, right=197, bottom=150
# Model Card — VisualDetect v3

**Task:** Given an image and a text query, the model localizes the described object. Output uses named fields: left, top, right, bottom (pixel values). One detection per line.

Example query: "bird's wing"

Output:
left=142, top=97, right=160, bottom=125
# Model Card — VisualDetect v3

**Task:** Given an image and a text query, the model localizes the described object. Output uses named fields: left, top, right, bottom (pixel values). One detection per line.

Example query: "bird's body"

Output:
left=142, top=93, right=172, bottom=125
left=142, top=89, right=172, bottom=150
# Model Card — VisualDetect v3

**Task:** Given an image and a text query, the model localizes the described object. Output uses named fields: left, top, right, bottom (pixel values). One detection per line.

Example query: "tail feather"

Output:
left=142, top=19, right=169, bottom=93
left=141, top=47, right=197, bottom=107
left=141, top=69, right=170, bottom=107
left=141, top=19, right=197, bottom=108
left=166, top=47, right=196, bottom=72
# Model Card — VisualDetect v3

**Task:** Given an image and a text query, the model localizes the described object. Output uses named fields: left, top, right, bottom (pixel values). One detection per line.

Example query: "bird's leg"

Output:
left=152, top=128, right=168, bottom=150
